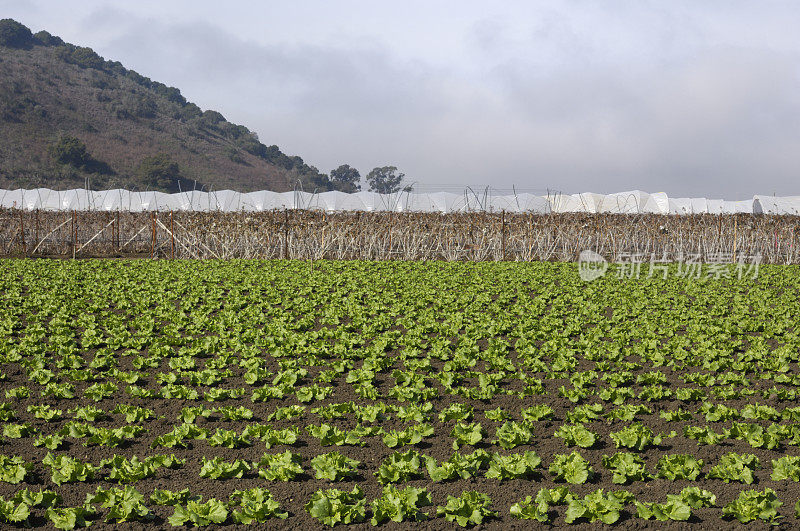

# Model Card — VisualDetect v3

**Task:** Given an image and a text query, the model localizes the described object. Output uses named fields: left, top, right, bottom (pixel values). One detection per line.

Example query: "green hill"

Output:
left=0, top=18, right=333, bottom=192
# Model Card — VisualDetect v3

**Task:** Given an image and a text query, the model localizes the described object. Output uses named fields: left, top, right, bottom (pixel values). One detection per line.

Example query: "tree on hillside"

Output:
left=125, top=93, right=158, bottom=119
left=330, top=164, right=361, bottom=193
left=0, top=19, right=33, bottom=48
left=50, top=135, right=90, bottom=167
left=136, top=153, right=182, bottom=191
left=200, top=110, right=226, bottom=126
left=33, top=30, right=64, bottom=47
left=366, top=166, right=411, bottom=194
left=55, top=44, right=105, bottom=69
left=49, top=135, right=114, bottom=175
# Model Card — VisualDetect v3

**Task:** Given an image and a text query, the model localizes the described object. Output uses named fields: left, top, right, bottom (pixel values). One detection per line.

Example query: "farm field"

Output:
left=1, top=259, right=800, bottom=529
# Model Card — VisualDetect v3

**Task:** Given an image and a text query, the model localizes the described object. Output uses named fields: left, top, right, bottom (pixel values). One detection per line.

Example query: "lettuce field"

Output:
left=1, top=259, right=800, bottom=528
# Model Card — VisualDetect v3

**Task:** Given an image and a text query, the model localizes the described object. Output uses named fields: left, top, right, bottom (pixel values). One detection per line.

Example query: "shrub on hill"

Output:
left=33, top=30, right=64, bottom=47
left=56, top=44, right=106, bottom=70
left=0, top=19, right=33, bottom=48
left=50, top=135, right=91, bottom=167
left=137, top=153, right=182, bottom=191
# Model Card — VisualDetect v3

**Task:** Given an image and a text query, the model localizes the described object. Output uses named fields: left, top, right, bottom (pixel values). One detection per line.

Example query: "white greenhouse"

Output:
left=0, top=188, right=798, bottom=214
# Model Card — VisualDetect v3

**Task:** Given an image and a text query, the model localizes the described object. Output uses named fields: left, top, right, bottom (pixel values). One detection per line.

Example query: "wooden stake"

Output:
left=71, top=211, right=76, bottom=259
left=388, top=224, right=393, bottom=260
left=151, top=212, right=156, bottom=259
left=18, top=209, right=26, bottom=254
left=471, top=223, right=475, bottom=262
left=733, top=216, right=738, bottom=262
left=283, top=209, right=289, bottom=259
left=170, top=211, right=175, bottom=260
left=528, top=214, right=535, bottom=260
left=501, top=210, right=506, bottom=261
left=34, top=210, right=39, bottom=252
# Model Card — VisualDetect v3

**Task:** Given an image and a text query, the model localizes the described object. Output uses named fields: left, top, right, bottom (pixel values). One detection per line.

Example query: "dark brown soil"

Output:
left=0, top=259, right=798, bottom=530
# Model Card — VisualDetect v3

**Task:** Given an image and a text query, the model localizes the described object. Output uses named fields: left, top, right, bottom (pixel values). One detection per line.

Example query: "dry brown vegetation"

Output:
left=1, top=209, right=799, bottom=264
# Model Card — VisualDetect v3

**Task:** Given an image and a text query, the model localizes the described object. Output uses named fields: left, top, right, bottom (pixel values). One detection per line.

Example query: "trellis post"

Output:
left=34, top=209, right=39, bottom=255
left=114, top=211, right=120, bottom=250
left=71, top=210, right=77, bottom=259
left=18, top=209, right=26, bottom=255
left=283, top=209, right=290, bottom=259
left=151, top=212, right=157, bottom=259
left=501, top=210, right=506, bottom=261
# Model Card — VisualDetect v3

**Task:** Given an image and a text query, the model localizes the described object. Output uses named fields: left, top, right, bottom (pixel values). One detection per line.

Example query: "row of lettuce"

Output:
left=4, top=445, right=800, bottom=486
left=0, top=483, right=790, bottom=527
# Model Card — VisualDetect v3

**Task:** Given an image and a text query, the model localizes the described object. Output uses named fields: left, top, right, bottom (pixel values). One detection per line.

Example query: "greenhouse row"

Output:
left=0, top=188, right=798, bottom=214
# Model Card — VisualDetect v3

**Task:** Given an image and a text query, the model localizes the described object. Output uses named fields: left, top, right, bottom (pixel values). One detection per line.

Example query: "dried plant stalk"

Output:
left=0, top=209, right=797, bottom=264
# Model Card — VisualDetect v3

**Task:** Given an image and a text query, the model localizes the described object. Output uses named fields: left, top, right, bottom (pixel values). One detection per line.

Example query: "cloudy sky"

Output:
left=4, top=1, right=800, bottom=198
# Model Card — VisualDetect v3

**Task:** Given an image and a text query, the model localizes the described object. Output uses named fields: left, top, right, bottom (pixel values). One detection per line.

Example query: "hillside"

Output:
left=0, top=18, right=331, bottom=193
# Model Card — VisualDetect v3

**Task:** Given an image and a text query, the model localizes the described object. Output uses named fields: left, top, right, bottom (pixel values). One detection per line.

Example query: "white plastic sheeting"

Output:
left=706, top=200, right=753, bottom=214
left=753, top=196, right=800, bottom=215
left=549, top=194, right=582, bottom=213
left=549, top=191, right=663, bottom=213
left=600, top=190, right=653, bottom=214
left=641, top=192, right=670, bottom=214
left=0, top=188, right=797, bottom=214
left=669, top=198, right=707, bottom=214
left=514, top=193, right=551, bottom=213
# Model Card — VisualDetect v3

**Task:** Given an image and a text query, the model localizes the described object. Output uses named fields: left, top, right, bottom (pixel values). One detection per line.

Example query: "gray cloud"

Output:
left=484, top=44, right=800, bottom=196
left=6, top=2, right=800, bottom=198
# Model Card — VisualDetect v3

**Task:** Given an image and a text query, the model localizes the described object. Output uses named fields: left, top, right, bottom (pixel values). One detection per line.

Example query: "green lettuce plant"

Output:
left=564, top=489, right=635, bottom=524
left=510, top=487, right=573, bottom=522
left=493, top=421, right=533, bottom=449
left=47, top=506, right=96, bottom=530
left=198, top=456, right=251, bottom=480
left=255, top=451, right=303, bottom=481
left=451, top=421, right=485, bottom=449
left=229, top=488, right=287, bottom=523
left=85, top=485, right=152, bottom=522
left=655, top=454, right=704, bottom=480
left=305, top=486, right=366, bottom=526
left=310, top=451, right=360, bottom=481
left=375, top=450, right=424, bottom=484
left=609, top=423, right=661, bottom=451
left=554, top=424, right=596, bottom=448
left=602, top=452, right=650, bottom=484
left=722, top=489, right=782, bottom=524
left=549, top=452, right=594, bottom=484
left=371, top=485, right=431, bottom=525
left=436, top=491, right=497, bottom=527
left=707, top=452, right=760, bottom=484
left=0, top=455, right=30, bottom=484
left=42, top=453, right=96, bottom=486
left=168, top=499, right=228, bottom=527
left=486, top=451, right=541, bottom=480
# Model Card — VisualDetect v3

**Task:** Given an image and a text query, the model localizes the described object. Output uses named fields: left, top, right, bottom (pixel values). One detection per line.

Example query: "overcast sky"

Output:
left=4, top=1, right=800, bottom=199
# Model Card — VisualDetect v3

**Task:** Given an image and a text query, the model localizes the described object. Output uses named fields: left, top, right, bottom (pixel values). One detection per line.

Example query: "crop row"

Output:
left=7, top=400, right=800, bottom=452
left=0, top=483, right=796, bottom=527
left=6, top=447, right=800, bottom=485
